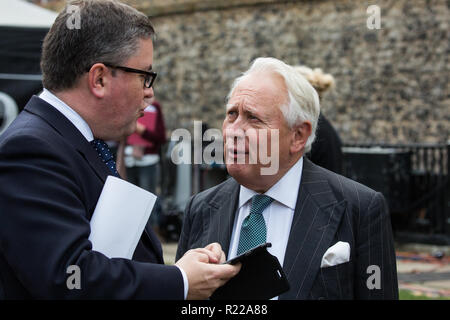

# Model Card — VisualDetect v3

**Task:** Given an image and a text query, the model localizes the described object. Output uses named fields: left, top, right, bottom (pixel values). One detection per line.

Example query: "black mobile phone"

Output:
left=225, top=242, right=272, bottom=265
left=212, top=242, right=290, bottom=300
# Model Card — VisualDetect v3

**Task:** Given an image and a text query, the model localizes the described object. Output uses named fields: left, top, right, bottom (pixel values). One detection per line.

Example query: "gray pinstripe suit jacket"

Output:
left=176, top=158, right=399, bottom=300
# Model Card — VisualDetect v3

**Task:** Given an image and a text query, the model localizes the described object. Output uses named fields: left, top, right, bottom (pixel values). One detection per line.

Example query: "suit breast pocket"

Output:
left=310, top=261, right=354, bottom=300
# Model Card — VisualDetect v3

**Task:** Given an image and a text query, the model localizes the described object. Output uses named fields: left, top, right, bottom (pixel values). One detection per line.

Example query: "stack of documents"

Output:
left=88, top=176, right=157, bottom=259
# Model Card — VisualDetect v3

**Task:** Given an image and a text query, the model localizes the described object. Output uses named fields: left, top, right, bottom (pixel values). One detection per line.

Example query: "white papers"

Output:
left=88, top=176, right=157, bottom=259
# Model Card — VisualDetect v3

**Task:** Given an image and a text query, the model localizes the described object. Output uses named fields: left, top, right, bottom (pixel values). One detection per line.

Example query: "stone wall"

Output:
left=129, top=0, right=449, bottom=144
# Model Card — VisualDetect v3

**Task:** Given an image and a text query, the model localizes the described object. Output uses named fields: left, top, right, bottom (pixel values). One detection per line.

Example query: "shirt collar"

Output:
left=39, top=88, right=94, bottom=142
left=238, top=157, right=304, bottom=210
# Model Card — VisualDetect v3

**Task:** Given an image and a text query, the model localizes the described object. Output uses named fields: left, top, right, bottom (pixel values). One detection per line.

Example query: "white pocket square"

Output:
left=320, top=241, right=350, bottom=268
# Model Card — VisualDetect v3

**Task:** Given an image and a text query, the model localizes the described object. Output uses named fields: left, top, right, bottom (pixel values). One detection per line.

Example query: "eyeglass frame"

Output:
left=86, top=63, right=157, bottom=88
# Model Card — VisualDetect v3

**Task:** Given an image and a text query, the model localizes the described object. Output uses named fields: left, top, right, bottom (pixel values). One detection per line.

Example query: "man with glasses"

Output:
left=0, top=0, right=239, bottom=299
left=101, top=63, right=157, bottom=89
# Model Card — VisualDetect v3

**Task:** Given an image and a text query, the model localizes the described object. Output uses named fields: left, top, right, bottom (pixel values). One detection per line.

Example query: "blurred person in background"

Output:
left=295, top=66, right=344, bottom=174
left=125, top=96, right=166, bottom=233
left=125, top=96, right=166, bottom=194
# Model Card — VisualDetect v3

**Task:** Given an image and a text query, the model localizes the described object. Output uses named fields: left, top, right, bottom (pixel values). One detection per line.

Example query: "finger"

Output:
left=213, top=262, right=242, bottom=280
left=204, top=243, right=223, bottom=263
left=190, top=248, right=219, bottom=264
left=219, top=251, right=226, bottom=264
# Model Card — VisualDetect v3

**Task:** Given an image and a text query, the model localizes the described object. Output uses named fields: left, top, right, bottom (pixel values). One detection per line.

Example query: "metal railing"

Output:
left=342, top=142, right=449, bottom=243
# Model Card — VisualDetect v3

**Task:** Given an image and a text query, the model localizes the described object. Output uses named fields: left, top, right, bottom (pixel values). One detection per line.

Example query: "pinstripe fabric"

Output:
left=176, top=179, right=240, bottom=259
left=176, top=158, right=399, bottom=300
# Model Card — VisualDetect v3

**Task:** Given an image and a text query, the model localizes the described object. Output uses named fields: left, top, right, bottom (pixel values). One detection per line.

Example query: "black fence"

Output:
left=342, top=142, right=450, bottom=245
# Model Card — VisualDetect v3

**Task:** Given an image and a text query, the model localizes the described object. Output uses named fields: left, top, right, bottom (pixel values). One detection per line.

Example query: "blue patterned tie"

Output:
left=237, top=195, right=273, bottom=255
left=90, top=139, right=119, bottom=177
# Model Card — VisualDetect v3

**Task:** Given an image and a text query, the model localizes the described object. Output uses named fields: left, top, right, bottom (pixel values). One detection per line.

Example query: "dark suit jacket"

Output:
left=0, top=96, right=183, bottom=299
left=176, top=158, right=398, bottom=300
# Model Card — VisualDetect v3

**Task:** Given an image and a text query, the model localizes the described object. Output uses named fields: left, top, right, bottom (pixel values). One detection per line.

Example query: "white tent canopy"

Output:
left=0, top=0, right=58, bottom=28
left=0, top=0, right=58, bottom=133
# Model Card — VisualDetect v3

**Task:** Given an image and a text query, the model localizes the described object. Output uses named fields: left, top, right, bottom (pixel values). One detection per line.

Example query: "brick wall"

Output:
left=129, top=0, right=449, bottom=143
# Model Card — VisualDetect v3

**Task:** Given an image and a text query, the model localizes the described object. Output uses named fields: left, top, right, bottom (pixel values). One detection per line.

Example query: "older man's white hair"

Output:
left=226, top=57, right=321, bottom=153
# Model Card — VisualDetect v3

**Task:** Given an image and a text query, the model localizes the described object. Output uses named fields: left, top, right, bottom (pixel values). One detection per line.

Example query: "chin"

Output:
left=124, top=122, right=137, bottom=137
left=226, top=163, right=261, bottom=188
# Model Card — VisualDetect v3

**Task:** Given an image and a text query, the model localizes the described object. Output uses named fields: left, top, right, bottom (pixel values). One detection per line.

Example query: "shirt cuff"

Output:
left=175, top=265, right=189, bottom=300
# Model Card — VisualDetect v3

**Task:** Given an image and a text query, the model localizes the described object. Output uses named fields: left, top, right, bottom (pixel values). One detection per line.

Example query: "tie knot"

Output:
left=250, top=195, right=273, bottom=215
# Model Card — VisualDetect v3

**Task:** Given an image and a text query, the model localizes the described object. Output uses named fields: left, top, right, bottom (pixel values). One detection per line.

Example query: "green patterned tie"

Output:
left=237, top=195, right=273, bottom=255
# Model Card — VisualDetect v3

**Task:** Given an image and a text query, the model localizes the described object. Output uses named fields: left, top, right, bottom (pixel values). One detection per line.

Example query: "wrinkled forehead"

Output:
left=228, top=72, right=289, bottom=110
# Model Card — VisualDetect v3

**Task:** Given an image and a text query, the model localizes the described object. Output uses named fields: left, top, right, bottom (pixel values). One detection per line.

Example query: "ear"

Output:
left=290, top=121, right=312, bottom=154
left=87, top=63, right=110, bottom=98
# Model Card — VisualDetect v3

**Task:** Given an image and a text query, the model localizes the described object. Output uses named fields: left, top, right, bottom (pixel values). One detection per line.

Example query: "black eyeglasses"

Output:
left=102, top=63, right=157, bottom=88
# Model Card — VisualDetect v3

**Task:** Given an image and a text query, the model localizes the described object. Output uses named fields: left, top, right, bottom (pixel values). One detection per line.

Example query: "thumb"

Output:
left=216, top=262, right=242, bottom=279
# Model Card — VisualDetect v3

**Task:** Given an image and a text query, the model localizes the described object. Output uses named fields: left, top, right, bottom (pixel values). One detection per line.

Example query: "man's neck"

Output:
left=51, top=88, right=99, bottom=136
left=40, top=88, right=94, bottom=142
left=242, top=154, right=303, bottom=193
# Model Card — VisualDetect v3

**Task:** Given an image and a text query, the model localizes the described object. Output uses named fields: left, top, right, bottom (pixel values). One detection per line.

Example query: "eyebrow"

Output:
left=226, top=103, right=260, bottom=117
left=243, top=104, right=259, bottom=115
left=225, top=103, right=237, bottom=111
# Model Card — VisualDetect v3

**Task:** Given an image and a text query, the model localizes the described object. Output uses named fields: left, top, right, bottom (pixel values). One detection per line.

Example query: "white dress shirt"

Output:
left=38, top=89, right=189, bottom=299
left=39, top=88, right=94, bottom=142
left=228, top=157, right=303, bottom=299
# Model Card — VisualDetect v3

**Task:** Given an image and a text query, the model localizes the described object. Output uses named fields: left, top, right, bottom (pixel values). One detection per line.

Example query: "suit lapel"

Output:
left=205, top=178, right=240, bottom=255
left=25, top=96, right=164, bottom=262
left=24, top=96, right=110, bottom=183
left=280, top=158, right=346, bottom=300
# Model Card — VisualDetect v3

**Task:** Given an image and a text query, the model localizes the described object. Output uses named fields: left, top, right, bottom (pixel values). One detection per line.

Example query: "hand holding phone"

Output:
left=211, top=242, right=290, bottom=300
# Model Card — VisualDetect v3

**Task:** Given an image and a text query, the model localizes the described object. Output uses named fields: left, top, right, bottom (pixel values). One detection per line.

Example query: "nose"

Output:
left=227, top=114, right=248, bottom=134
left=224, top=119, right=247, bottom=145
left=144, top=86, right=154, bottom=99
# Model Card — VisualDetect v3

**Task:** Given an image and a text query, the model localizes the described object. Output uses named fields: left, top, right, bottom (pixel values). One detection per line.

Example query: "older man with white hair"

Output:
left=176, top=57, right=398, bottom=300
